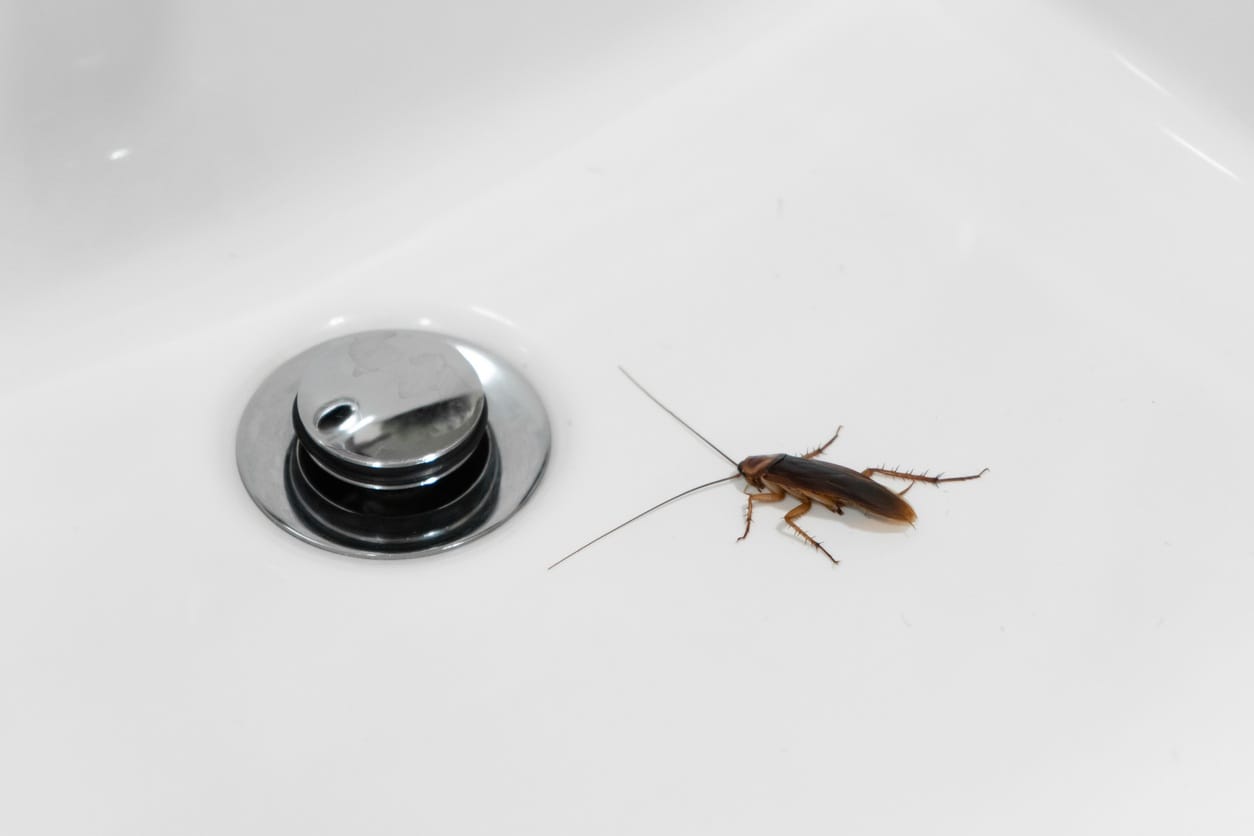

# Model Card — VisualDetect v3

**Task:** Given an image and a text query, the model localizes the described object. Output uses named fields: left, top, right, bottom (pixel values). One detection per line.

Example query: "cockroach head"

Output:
left=737, top=455, right=774, bottom=487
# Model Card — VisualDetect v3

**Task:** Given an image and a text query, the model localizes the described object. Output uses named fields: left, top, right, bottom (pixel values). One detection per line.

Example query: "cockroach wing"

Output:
left=765, top=455, right=917, bottom=523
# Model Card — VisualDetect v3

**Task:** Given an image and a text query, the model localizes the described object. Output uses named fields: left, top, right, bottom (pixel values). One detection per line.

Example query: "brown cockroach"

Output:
left=549, top=369, right=987, bottom=569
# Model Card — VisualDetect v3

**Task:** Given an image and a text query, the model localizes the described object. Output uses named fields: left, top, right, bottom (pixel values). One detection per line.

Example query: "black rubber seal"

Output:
left=285, top=427, right=500, bottom=552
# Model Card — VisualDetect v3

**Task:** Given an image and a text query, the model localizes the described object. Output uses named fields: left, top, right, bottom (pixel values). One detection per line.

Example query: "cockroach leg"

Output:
left=861, top=467, right=989, bottom=486
left=783, top=498, right=837, bottom=564
left=802, top=426, right=843, bottom=460
left=739, top=486, right=786, bottom=542
left=810, top=493, right=845, bottom=515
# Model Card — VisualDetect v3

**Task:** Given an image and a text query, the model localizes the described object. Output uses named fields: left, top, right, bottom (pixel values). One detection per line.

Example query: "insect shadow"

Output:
left=551, top=369, right=987, bottom=569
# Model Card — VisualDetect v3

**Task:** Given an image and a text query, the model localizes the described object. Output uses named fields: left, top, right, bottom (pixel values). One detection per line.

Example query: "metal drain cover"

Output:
left=236, top=330, right=549, bottom=558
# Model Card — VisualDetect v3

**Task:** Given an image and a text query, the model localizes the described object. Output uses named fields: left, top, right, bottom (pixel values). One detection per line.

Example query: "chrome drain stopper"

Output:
left=237, top=330, right=549, bottom=558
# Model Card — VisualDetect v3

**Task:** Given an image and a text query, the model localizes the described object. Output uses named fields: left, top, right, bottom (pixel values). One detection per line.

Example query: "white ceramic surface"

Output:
left=4, top=1, right=1254, bottom=832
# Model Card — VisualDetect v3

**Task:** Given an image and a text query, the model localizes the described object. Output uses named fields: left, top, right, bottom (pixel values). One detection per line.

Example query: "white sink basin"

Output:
left=4, top=1, right=1253, bottom=832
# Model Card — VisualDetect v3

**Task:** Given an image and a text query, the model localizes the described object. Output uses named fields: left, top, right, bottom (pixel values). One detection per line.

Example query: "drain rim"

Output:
left=236, top=331, right=549, bottom=559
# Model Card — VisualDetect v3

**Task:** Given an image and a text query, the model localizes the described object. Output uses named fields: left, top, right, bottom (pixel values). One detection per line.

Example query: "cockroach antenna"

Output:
left=548, top=369, right=744, bottom=570
left=547, top=473, right=739, bottom=570
left=618, top=367, right=739, bottom=468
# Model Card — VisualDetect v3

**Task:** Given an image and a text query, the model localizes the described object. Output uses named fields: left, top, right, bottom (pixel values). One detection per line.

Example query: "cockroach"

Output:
left=550, top=368, right=987, bottom=569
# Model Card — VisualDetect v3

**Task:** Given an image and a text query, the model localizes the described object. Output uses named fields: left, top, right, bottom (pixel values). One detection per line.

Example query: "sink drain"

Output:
left=236, top=330, right=549, bottom=558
